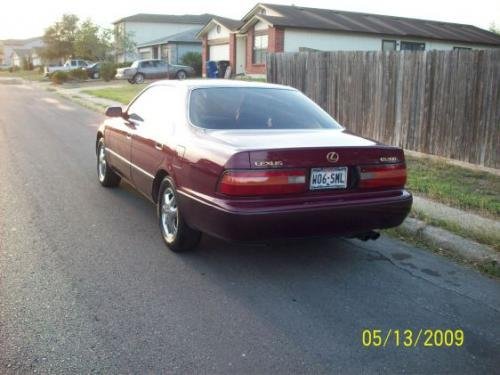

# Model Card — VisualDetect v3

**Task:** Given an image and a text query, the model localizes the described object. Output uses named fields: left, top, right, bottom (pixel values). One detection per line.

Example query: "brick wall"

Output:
left=229, top=33, right=236, bottom=74
left=268, top=27, right=284, bottom=53
left=244, top=27, right=266, bottom=75
left=201, top=35, right=208, bottom=77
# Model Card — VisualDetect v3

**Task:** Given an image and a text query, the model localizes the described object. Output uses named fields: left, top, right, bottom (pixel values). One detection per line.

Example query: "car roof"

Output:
left=150, top=79, right=295, bottom=90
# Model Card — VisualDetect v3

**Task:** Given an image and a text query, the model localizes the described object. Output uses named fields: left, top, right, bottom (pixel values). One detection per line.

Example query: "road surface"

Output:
left=1, top=81, right=499, bottom=374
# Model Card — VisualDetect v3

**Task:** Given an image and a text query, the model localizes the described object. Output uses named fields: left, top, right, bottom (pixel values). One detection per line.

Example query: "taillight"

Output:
left=358, top=163, right=407, bottom=189
left=219, top=169, right=307, bottom=196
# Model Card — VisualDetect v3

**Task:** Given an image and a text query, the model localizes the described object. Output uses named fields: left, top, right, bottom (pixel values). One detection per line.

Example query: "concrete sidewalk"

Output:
left=49, top=82, right=124, bottom=111
left=397, top=195, right=499, bottom=264
left=412, top=195, right=500, bottom=244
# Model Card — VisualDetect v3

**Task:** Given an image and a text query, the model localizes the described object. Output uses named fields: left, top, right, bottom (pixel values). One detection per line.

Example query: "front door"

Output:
left=105, top=118, right=132, bottom=180
left=129, top=85, right=177, bottom=197
left=236, top=36, right=246, bottom=74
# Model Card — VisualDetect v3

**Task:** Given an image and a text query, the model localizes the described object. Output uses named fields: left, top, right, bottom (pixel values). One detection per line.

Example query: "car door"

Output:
left=106, top=91, right=149, bottom=180
left=130, top=85, right=179, bottom=197
left=157, top=60, right=170, bottom=79
left=141, top=61, right=154, bottom=79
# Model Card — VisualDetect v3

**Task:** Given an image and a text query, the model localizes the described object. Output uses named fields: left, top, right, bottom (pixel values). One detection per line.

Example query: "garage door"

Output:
left=209, top=44, right=229, bottom=61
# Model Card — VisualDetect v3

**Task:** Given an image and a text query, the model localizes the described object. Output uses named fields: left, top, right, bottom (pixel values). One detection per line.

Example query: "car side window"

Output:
left=127, top=90, right=150, bottom=122
left=127, top=86, right=180, bottom=132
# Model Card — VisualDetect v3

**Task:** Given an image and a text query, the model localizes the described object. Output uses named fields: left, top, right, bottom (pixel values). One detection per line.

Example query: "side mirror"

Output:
left=105, top=106, right=123, bottom=118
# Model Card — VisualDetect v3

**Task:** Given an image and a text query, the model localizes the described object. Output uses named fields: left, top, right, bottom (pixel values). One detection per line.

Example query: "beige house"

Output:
left=197, top=3, right=500, bottom=77
left=113, top=13, right=215, bottom=62
left=0, top=37, right=43, bottom=66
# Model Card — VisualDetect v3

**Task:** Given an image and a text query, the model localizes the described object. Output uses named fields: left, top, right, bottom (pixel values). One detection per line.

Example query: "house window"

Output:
left=216, top=24, right=221, bottom=34
left=400, top=41, right=425, bottom=51
left=253, top=34, right=268, bottom=64
left=382, top=40, right=396, bottom=51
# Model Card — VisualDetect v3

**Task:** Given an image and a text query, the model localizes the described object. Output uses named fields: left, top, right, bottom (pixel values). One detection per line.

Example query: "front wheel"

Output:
left=97, top=139, right=120, bottom=187
left=93, top=72, right=99, bottom=79
left=176, top=70, right=187, bottom=80
left=158, top=177, right=201, bottom=252
left=133, top=73, right=145, bottom=84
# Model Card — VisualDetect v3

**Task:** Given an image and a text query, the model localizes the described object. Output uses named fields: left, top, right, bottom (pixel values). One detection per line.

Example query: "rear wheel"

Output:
left=176, top=70, right=187, bottom=80
left=97, top=139, right=120, bottom=187
left=158, top=177, right=201, bottom=252
left=133, top=73, right=145, bottom=84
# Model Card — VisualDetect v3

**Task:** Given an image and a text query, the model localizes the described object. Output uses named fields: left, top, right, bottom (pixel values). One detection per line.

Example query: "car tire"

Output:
left=133, top=73, right=145, bottom=84
left=158, top=177, right=201, bottom=252
left=93, top=72, right=99, bottom=79
left=176, top=70, right=187, bottom=80
left=97, top=138, right=120, bottom=187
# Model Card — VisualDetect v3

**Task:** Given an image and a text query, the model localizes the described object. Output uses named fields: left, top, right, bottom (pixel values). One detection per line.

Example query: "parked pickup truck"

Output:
left=44, top=59, right=91, bottom=76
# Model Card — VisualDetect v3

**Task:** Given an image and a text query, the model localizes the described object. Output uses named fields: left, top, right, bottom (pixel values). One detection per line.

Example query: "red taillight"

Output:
left=358, top=163, right=407, bottom=189
left=219, top=170, right=307, bottom=196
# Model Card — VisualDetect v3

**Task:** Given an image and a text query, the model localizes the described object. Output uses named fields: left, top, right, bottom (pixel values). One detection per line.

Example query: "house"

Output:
left=197, top=3, right=500, bottom=77
left=113, top=13, right=215, bottom=62
left=197, top=16, right=243, bottom=72
left=0, top=37, right=43, bottom=66
left=10, top=49, right=31, bottom=67
left=136, top=28, right=202, bottom=64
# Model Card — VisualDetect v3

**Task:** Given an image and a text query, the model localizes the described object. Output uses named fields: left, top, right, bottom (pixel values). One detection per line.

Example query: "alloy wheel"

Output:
left=98, top=144, right=106, bottom=182
left=161, top=187, right=178, bottom=242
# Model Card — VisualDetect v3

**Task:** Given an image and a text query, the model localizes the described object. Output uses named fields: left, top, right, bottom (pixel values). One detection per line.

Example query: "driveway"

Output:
left=0, top=82, right=499, bottom=374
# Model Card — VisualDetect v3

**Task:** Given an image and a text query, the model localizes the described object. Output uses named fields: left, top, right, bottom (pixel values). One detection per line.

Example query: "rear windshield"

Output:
left=189, top=87, right=342, bottom=130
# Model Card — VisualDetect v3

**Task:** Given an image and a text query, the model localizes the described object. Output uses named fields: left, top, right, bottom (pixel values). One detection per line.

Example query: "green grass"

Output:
left=406, top=155, right=500, bottom=218
left=0, top=70, right=45, bottom=81
left=82, top=84, right=147, bottom=104
left=410, top=210, right=499, bottom=251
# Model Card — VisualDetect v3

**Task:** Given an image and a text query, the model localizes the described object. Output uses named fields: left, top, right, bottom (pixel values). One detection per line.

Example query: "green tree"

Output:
left=489, top=22, right=500, bottom=34
left=113, top=25, right=136, bottom=62
left=40, top=14, right=79, bottom=62
left=180, top=51, right=202, bottom=76
left=74, top=19, right=112, bottom=61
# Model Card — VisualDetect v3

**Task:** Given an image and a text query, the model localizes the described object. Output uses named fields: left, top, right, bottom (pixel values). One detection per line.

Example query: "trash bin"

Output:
left=217, top=60, right=230, bottom=78
left=206, top=60, right=218, bottom=78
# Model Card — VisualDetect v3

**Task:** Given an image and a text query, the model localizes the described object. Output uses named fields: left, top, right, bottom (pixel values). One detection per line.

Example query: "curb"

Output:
left=399, top=217, right=500, bottom=263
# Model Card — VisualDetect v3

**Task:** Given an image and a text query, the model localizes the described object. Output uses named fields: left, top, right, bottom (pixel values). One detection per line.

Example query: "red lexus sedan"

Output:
left=96, top=80, right=412, bottom=252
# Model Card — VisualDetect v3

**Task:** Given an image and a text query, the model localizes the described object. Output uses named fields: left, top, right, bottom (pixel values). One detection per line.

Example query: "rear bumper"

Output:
left=178, top=190, right=412, bottom=242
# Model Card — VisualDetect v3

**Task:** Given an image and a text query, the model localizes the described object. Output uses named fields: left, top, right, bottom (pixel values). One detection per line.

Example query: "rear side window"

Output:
left=189, top=87, right=342, bottom=130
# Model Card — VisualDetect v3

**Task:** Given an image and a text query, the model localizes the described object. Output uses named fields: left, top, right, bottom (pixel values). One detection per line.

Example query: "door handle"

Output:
left=155, top=142, right=163, bottom=151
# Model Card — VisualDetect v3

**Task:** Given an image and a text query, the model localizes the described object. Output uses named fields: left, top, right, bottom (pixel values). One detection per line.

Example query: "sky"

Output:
left=1, top=0, right=499, bottom=39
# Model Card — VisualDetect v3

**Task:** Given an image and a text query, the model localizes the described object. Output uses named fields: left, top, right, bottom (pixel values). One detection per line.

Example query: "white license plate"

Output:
left=310, top=167, right=348, bottom=190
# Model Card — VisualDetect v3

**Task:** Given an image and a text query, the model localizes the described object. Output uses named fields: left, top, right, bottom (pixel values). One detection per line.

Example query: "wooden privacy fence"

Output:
left=267, top=50, right=500, bottom=169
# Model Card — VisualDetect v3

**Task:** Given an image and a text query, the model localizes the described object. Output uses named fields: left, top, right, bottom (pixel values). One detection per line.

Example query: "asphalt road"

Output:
left=0, top=82, right=499, bottom=374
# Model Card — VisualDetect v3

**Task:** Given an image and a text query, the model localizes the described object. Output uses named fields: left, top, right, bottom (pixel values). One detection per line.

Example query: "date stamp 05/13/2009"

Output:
left=362, top=329, right=464, bottom=348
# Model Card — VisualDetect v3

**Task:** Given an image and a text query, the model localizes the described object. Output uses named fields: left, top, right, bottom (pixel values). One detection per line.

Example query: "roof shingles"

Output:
left=260, top=3, right=500, bottom=46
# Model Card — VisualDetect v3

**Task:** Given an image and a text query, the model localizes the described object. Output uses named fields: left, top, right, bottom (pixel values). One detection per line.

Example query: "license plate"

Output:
left=310, top=167, right=348, bottom=190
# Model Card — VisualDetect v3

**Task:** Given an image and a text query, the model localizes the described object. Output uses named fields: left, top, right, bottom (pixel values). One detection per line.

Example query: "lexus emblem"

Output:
left=326, top=151, right=339, bottom=163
